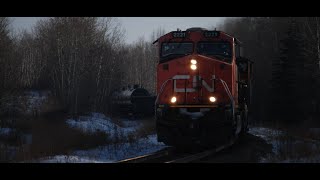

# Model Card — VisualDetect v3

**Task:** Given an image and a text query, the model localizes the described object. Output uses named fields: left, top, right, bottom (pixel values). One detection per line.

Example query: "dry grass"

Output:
left=1, top=113, right=157, bottom=162
left=134, top=119, right=156, bottom=138
left=0, top=116, right=109, bottom=162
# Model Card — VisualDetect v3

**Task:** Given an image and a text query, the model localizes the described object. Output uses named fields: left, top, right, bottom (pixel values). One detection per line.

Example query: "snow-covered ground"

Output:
left=0, top=128, right=16, bottom=139
left=24, top=91, right=50, bottom=114
left=249, top=127, right=320, bottom=163
left=0, top=128, right=14, bottom=137
left=36, top=113, right=167, bottom=163
left=249, top=127, right=284, bottom=155
left=38, top=134, right=165, bottom=163
left=29, top=114, right=320, bottom=163
left=280, top=155, right=320, bottom=163
left=66, top=112, right=141, bottom=141
left=72, top=134, right=165, bottom=162
left=38, top=155, right=108, bottom=163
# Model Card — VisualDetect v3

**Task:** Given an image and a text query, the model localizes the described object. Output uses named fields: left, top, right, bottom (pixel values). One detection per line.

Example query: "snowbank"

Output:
left=38, top=134, right=166, bottom=163
left=37, top=113, right=167, bottom=163
left=72, top=134, right=166, bottom=162
left=249, top=127, right=320, bottom=163
left=66, top=112, right=139, bottom=141
left=38, top=155, right=108, bottom=163
left=0, top=128, right=17, bottom=139
left=249, top=127, right=284, bottom=156
left=0, top=128, right=14, bottom=137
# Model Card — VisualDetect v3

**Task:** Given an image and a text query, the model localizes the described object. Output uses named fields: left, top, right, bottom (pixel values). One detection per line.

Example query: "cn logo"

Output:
left=172, top=75, right=215, bottom=93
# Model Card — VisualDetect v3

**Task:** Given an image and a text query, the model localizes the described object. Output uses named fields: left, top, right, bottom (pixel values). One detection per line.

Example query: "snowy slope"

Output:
left=38, top=113, right=167, bottom=163
left=66, top=113, right=139, bottom=141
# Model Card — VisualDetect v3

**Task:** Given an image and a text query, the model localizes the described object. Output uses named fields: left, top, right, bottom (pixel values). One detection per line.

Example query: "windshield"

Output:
left=161, top=42, right=193, bottom=58
left=197, top=42, right=232, bottom=63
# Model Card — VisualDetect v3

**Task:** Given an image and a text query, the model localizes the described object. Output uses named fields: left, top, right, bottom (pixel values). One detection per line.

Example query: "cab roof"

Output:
left=153, top=27, right=242, bottom=45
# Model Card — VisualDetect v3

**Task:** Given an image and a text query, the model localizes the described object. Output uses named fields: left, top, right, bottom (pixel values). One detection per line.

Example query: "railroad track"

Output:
left=166, top=140, right=235, bottom=163
left=116, top=147, right=174, bottom=163
left=117, top=138, right=237, bottom=163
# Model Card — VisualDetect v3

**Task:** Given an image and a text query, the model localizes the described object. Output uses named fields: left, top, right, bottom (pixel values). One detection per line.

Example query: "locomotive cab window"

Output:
left=197, top=42, right=232, bottom=63
left=160, top=42, right=193, bottom=61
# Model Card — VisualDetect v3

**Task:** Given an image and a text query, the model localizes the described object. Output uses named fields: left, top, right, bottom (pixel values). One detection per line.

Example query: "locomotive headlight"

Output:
left=170, top=96, right=177, bottom=103
left=190, top=59, right=197, bottom=65
left=190, top=64, right=197, bottom=70
left=209, top=96, right=216, bottom=103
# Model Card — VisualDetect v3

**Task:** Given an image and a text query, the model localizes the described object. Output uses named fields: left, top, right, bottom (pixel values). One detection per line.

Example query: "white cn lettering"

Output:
left=173, top=75, right=195, bottom=92
left=201, top=75, right=215, bottom=92
left=172, top=75, right=215, bottom=93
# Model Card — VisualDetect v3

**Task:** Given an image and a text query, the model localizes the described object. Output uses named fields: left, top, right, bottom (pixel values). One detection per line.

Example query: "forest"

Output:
left=1, top=17, right=319, bottom=126
left=219, top=17, right=320, bottom=126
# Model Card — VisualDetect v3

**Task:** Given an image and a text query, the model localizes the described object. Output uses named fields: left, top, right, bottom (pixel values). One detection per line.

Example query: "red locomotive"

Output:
left=154, top=27, right=253, bottom=147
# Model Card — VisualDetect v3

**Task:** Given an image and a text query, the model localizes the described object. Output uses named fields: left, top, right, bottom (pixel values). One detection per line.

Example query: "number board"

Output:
left=204, top=31, right=220, bottom=38
left=172, top=31, right=187, bottom=38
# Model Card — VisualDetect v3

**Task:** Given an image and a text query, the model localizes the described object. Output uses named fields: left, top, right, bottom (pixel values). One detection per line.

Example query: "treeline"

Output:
left=0, top=17, right=164, bottom=116
left=219, top=17, right=320, bottom=125
left=3, top=17, right=318, bottom=124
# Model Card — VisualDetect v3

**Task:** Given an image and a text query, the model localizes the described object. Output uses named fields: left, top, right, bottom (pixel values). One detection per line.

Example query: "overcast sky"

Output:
left=10, top=17, right=227, bottom=44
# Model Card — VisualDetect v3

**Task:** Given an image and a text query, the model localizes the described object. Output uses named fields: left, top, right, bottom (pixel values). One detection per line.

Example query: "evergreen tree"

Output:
left=271, top=18, right=305, bottom=123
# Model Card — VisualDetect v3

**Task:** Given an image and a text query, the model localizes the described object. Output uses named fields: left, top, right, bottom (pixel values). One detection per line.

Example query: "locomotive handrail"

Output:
left=218, top=78, right=235, bottom=119
left=155, top=78, right=173, bottom=106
